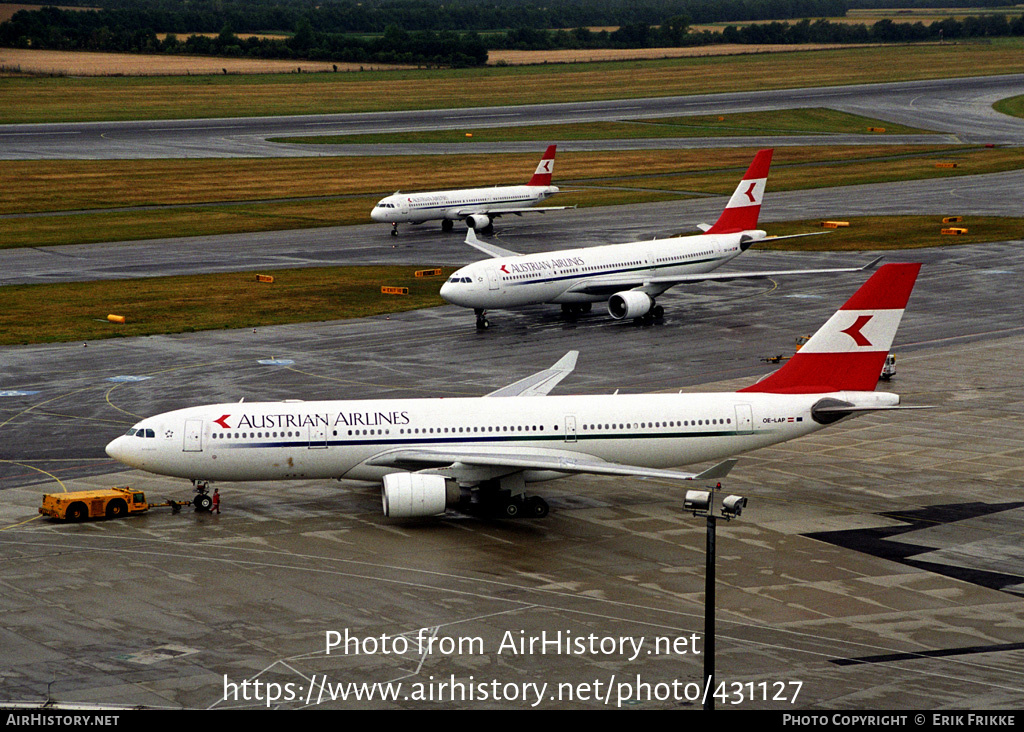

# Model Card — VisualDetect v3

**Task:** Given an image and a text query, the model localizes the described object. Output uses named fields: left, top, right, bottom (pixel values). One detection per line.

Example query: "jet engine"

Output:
left=465, top=214, right=492, bottom=231
left=381, top=473, right=457, bottom=518
left=607, top=290, right=654, bottom=320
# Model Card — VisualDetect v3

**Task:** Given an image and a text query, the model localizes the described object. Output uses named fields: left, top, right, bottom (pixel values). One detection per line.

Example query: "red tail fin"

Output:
left=527, top=145, right=557, bottom=186
left=706, top=149, right=773, bottom=234
left=739, top=263, right=921, bottom=394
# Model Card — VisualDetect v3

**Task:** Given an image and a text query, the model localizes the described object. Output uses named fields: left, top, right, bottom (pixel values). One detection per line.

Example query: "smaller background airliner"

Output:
left=370, top=145, right=571, bottom=236
left=439, top=149, right=879, bottom=329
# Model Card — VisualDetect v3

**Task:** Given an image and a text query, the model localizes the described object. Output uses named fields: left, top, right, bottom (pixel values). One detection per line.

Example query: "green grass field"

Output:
left=271, top=108, right=928, bottom=145
left=0, top=266, right=452, bottom=345
left=761, top=216, right=1024, bottom=250
left=993, top=94, right=1024, bottom=118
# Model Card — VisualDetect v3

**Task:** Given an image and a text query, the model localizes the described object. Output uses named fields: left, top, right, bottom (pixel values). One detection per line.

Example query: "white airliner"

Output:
left=106, top=263, right=921, bottom=520
left=370, top=145, right=571, bottom=236
left=440, top=148, right=879, bottom=329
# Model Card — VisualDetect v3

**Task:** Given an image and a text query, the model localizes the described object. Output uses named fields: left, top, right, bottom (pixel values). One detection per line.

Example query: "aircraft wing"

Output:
left=464, top=228, right=520, bottom=258
left=567, top=257, right=883, bottom=296
left=484, top=351, right=578, bottom=397
left=455, top=206, right=574, bottom=219
left=366, top=447, right=738, bottom=483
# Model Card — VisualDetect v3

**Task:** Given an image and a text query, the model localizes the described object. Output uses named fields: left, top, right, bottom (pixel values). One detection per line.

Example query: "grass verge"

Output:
left=993, top=94, right=1024, bottom=118
left=271, top=108, right=928, bottom=145
left=761, top=216, right=1024, bottom=250
left=0, top=266, right=452, bottom=345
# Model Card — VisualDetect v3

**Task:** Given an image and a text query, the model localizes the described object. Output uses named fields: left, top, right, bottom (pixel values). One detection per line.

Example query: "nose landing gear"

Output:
left=475, top=309, right=490, bottom=330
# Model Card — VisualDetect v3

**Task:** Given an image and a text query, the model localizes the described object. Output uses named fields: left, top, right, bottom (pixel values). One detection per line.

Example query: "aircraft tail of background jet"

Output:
left=705, top=148, right=773, bottom=235
left=740, top=263, right=921, bottom=394
left=526, top=145, right=558, bottom=186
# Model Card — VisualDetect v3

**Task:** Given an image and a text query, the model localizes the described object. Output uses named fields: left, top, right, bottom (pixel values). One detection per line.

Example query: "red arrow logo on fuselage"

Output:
left=214, top=414, right=231, bottom=429
left=841, top=315, right=873, bottom=347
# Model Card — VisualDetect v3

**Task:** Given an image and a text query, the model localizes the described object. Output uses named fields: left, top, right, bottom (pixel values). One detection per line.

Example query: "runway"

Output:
left=1, top=73, right=1023, bottom=711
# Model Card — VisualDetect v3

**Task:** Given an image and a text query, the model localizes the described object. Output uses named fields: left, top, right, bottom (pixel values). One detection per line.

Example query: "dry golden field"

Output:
left=0, top=44, right=872, bottom=76
left=0, top=48, right=411, bottom=76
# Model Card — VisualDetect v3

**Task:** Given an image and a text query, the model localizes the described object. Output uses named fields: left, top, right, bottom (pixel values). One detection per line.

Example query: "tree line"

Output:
left=19, top=1, right=853, bottom=34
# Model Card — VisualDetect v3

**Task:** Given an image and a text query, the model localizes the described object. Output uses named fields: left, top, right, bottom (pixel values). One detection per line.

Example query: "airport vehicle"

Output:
left=39, top=487, right=188, bottom=521
left=105, top=263, right=921, bottom=521
left=880, top=353, right=897, bottom=380
left=370, top=145, right=570, bottom=236
left=440, top=149, right=879, bottom=330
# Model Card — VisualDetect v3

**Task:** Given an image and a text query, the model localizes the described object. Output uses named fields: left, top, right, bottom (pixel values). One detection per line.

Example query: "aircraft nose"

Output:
left=105, top=435, right=136, bottom=466
left=370, top=206, right=383, bottom=222
left=106, top=436, right=126, bottom=462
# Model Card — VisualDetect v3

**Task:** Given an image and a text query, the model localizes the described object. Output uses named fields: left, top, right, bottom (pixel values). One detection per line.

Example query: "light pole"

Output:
left=684, top=483, right=747, bottom=711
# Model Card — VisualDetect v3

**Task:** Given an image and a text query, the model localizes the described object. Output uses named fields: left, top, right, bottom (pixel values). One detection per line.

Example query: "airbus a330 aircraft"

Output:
left=106, top=263, right=921, bottom=520
left=440, top=148, right=880, bottom=330
left=369, top=145, right=571, bottom=236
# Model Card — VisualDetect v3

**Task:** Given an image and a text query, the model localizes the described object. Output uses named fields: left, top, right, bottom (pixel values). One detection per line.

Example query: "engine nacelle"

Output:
left=465, top=214, right=491, bottom=231
left=381, top=473, right=455, bottom=518
left=607, top=290, right=654, bottom=320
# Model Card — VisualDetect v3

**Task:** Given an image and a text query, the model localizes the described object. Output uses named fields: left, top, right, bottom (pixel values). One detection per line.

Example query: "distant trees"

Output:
left=0, top=8, right=489, bottom=67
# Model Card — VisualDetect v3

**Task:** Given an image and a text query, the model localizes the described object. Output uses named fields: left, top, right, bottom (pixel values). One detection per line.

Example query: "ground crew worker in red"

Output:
left=212, top=488, right=220, bottom=514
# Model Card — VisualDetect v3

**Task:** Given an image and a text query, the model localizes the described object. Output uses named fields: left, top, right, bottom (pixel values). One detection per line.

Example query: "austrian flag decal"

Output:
left=840, top=315, right=874, bottom=347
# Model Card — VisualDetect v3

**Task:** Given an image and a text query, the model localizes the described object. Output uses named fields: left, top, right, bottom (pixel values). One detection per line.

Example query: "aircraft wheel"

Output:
left=441, top=219, right=454, bottom=232
left=526, top=497, right=549, bottom=519
left=476, top=317, right=490, bottom=330
left=503, top=500, right=520, bottom=518
left=653, top=305, right=665, bottom=319
left=194, top=493, right=213, bottom=512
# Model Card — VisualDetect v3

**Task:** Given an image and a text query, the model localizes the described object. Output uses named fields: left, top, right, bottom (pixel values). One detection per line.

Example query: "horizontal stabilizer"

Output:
left=464, top=227, right=520, bottom=258
left=485, top=351, right=579, bottom=397
left=693, top=459, right=739, bottom=481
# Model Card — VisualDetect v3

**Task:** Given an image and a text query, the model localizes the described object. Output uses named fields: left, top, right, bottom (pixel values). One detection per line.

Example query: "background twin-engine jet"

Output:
left=440, top=149, right=880, bottom=329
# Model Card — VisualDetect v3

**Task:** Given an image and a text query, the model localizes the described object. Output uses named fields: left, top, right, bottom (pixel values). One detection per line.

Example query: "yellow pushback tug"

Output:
left=40, top=487, right=189, bottom=521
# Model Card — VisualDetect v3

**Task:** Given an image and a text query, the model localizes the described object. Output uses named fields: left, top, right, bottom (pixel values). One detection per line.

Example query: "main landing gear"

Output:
left=391, top=223, right=399, bottom=237
left=441, top=219, right=454, bottom=232
left=470, top=488, right=549, bottom=519
left=475, top=308, right=490, bottom=330
left=638, top=304, right=665, bottom=325
left=560, top=303, right=593, bottom=319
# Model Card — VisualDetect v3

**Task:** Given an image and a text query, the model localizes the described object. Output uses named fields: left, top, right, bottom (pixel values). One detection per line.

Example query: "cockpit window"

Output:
left=125, top=428, right=137, bottom=436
